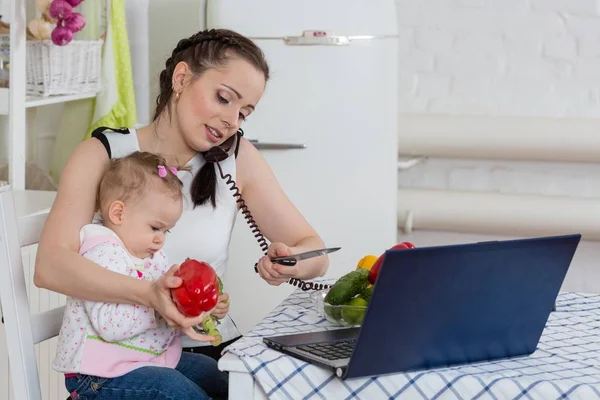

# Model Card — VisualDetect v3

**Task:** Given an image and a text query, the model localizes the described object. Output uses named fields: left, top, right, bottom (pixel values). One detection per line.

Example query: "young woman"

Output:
left=34, top=28, right=329, bottom=399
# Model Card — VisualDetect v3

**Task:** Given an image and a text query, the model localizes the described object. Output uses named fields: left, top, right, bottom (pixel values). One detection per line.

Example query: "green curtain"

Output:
left=49, top=0, right=137, bottom=182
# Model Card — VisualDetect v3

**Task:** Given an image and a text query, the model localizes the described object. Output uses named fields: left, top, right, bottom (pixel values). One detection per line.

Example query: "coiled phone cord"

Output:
left=215, top=161, right=331, bottom=291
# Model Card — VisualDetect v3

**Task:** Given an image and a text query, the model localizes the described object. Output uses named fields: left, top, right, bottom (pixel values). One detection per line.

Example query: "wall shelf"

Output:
left=25, top=92, right=98, bottom=108
left=0, top=88, right=98, bottom=115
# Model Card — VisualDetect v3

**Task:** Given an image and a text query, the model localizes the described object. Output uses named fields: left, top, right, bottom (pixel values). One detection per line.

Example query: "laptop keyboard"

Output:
left=296, top=339, right=356, bottom=360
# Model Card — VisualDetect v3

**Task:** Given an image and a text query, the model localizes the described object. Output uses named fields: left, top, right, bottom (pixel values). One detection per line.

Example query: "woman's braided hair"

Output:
left=153, top=29, right=270, bottom=208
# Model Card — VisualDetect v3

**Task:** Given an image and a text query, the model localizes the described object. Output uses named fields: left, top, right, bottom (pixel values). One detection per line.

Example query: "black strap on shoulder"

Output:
left=90, top=126, right=130, bottom=159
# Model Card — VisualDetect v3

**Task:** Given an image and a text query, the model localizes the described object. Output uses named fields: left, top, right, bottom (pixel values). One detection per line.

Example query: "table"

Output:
left=218, top=287, right=600, bottom=399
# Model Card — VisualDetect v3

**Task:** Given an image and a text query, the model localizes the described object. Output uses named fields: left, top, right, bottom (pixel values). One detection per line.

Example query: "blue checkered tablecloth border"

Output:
left=223, top=286, right=600, bottom=399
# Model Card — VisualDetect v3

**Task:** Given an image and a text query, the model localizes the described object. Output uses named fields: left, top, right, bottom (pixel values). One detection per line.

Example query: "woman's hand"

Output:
left=257, top=242, right=300, bottom=286
left=147, top=265, right=215, bottom=342
left=211, top=293, right=230, bottom=319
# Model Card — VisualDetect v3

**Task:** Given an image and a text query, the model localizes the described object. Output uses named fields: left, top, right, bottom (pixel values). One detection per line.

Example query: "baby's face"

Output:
left=119, top=190, right=183, bottom=259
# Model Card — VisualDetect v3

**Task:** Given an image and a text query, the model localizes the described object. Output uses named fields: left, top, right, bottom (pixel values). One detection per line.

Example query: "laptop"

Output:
left=263, top=234, right=581, bottom=380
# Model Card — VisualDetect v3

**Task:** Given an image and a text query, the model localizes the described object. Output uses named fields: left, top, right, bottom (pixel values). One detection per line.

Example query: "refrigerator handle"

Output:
left=248, top=139, right=307, bottom=150
left=284, top=32, right=351, bottom=46
left=252, top=30, right=398, bottom=46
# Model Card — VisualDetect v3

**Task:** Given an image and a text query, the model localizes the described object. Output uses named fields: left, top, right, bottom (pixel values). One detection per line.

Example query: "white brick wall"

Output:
left=396, top=0, right=600, bottom=117
left=395, top=0, right=600, bottom=292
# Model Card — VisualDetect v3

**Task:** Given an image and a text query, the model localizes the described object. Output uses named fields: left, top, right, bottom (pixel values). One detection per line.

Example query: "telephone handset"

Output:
left=205, top=129, right=331, bottom=292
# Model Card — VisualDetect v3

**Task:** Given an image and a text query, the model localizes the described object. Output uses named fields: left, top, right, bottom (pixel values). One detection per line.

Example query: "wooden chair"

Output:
left=0, top=189, right=67, bottom=400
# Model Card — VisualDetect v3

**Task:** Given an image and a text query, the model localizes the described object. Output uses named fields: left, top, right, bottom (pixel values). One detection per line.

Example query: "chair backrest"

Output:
left=0, top=190, right=65, bottom=400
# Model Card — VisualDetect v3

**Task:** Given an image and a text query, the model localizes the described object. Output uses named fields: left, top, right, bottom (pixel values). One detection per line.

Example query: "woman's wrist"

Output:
left=291, top=237, right=329, bottom=278
left=130, top=279, right=154, bottom=308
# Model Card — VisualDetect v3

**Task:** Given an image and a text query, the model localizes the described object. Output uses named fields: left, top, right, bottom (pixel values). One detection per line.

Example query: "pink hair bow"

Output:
left=157, top=165, right=178, bottom=178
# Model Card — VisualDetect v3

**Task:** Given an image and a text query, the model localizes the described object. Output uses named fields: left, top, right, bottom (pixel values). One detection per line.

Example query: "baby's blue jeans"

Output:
left=65, top=352, right=228, bottom=400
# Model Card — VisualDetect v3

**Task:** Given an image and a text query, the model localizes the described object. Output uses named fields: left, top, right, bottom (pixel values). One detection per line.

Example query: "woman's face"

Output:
left=173, top=57, right=266, bottom=153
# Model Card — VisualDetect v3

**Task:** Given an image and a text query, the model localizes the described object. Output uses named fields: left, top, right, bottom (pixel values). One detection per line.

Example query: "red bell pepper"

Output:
left=368, top=242, right=415, bottom=285
left=171, top=259, right=220, bottom=317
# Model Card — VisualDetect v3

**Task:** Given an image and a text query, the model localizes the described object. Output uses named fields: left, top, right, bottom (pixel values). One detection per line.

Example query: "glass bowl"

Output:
left=310, top=289, right=368, bottom=327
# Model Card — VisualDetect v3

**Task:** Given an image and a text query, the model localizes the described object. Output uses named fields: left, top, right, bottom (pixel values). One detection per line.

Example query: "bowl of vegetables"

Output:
left=310, top=267, right=373, bottom=326
left=311, top=242, right=416, bottom=326
left=311, top=288, right=369, bottom=326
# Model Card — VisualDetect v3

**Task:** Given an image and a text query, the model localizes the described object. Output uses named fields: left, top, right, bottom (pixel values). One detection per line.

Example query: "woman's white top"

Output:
left=99, top=127, right=241, bottom=347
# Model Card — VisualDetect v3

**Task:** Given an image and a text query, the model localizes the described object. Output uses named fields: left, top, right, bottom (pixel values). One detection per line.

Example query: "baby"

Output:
left=53, top=151, right=187, bottom=380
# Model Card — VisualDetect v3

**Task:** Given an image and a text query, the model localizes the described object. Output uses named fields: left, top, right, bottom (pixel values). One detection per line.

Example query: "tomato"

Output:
left=396, top=242, right=415, bottom=250
left=367, top=242, right=415, bottom=285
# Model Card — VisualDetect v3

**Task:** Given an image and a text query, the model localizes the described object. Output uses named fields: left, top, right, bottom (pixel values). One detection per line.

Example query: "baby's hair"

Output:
left=97, top=151, right=184, bottom=211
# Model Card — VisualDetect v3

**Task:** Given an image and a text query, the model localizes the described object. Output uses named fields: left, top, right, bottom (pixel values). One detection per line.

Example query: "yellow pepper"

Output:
left=356, top=255, right=378, bottom=271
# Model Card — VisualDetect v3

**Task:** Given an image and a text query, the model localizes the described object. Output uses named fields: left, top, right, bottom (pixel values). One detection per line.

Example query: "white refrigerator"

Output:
left=207, top=0, right=399, bottom=333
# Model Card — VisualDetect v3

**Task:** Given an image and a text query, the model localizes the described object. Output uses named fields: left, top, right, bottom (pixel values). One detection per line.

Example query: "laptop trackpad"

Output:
left=266, top=327, right=361, bottom=347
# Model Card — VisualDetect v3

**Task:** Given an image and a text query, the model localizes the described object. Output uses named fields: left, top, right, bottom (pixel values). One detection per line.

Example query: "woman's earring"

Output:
left=175, top=91, right=181, bottom=101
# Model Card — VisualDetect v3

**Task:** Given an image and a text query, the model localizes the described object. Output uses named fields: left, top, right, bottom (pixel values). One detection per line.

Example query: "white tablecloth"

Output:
left=223, top=287, right=600, bottom=399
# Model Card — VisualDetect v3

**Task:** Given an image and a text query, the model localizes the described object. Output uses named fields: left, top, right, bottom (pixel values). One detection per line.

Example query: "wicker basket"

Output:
left=26, top=40, right=103, bottom=97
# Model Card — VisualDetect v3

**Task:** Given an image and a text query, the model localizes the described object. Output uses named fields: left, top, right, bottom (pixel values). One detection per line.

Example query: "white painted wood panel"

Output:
left=0, top=244, right=68, bottom=400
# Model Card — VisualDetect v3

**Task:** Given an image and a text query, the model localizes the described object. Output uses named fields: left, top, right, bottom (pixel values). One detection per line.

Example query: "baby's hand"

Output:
left=180, top=318, right=215, bottom=342
left=149, top=265, right=214, bottom=342
left=211, top=293, right=230, bottom=319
